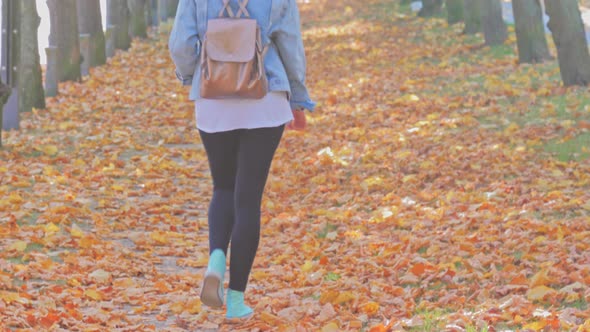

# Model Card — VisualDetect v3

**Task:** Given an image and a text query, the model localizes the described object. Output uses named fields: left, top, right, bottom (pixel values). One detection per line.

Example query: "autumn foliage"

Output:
left=1, top=0, right=590, bottom=331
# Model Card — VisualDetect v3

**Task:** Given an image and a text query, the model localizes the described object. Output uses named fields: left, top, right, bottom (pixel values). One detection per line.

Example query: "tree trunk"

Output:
left=446, top=0, right=464, bottom=25
left=19, top=0, right=45, bottom=112
left=167, top=0, right=179, bottom=18
left=158, top=0, right=168, bottom=22
left=128, top=0, right=148, bottom=38
left=0, top=79, right=10, bottom=147
left=77, top=0, right=106, bottom=68
left=107, top=0, right=131, bottom=51
left=463, top=0, right=482, bottom=34
left=2, top=0, right=20, bottom=130
left=47, top=0, right=81, bottom=82
left=545, top=0, right=590, bottom=86
left=418, top=0, right=443, bottom=17
left=144, top=0, right=153, bottom=27
left=480, top=0, right=507, bottom=45
left=512, top=0, right=552, bottom=63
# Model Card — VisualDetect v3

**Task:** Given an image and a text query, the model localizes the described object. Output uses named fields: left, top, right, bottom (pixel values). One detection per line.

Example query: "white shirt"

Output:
left=195, top=92, right=294, bottom=133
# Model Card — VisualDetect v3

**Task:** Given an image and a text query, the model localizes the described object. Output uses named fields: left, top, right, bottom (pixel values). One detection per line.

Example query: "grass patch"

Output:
left=317, top=223, right=338, bottom=239
left=487, top=44, right=515, bottom=60
left=408, top=308, right=453, bottom=331
left=17, top=212, right=41, bottom=227
left=563, top=297, right=588, bottom=310
left=545, top=133, right=590, bottom=162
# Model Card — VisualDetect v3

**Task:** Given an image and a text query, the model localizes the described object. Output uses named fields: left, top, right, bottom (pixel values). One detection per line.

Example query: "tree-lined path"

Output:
left=1, top=0, right=590, bottom=330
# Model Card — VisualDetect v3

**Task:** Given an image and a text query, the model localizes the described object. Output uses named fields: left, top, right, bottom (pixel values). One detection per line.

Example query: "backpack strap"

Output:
left=235, top=0, right=250, bottom=18
left=218, top=0, right=250, bottom=18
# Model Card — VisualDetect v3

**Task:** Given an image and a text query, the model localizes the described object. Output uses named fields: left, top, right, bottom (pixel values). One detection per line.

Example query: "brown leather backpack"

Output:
left=200, top=0, right=268, bottom=99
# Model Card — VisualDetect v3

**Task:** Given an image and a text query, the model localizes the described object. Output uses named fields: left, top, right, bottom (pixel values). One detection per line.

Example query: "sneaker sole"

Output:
left=200, top=274, right=223, bottom=308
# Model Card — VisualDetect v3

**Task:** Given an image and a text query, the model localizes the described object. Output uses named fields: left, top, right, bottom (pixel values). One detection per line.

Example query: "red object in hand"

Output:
left=287, top=109, right=307, bottom=131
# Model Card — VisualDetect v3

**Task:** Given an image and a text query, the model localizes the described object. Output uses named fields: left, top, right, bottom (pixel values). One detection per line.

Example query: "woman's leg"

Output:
left=229, top=125, right=285, bottom=292
left=198, top=129, right=240, bottom=255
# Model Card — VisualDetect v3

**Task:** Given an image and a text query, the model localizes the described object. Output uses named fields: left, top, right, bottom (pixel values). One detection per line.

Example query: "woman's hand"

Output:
left=287, top=109, right=307, bottom=131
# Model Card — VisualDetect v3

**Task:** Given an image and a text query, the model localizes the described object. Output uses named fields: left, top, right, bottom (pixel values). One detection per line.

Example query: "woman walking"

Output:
left=169, top=0, right=314, bottom=321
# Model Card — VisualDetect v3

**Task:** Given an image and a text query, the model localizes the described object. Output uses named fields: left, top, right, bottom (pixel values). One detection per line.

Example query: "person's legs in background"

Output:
left=228, top=125, right=284, bottom=318
left=198, top=125, right=285, bottom=318
left=199, top=129, right=239, bottom=307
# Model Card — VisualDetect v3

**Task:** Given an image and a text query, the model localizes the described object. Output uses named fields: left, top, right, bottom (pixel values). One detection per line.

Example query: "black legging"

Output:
left=199, top=125, right=284, bottom=292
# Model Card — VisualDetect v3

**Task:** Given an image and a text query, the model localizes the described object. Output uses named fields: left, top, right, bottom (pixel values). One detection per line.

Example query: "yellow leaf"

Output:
left=504, top=122, right=519, bottom=135
left=529, top=269, right=552, bottom=288
left=522, top=320, right=547, bottom=331
left=321, top=322, right=340, bottom=332
left=102, top=163, right=115, bottom=172
left=361, top=301, right=380, bottom=316
left=334, top=291, right=356, bottom=304
left=9, top=240, right=28, bottom=252
left=150, top=231, right=168, bottom=244
left=112, top=184, right=124, bottom=191
left=251, top=271, right=269, bottom=280
left=170, top=302, right=185, bottom=314
left=8, top=193, right=24, bottom=204
left=84, top=289, right=103, bottom=301
left=320, top=290, right=340, bottom=305
left=68, top=278, right=81, bottom=287
left=37, top=145, right=58, bottom=156
left=527, top=286, right=556, bottom=301
left=0, top=291, right=22, bottom=304
left=44, top=223, right=60, bottom=235
left=11, top=181, right=31, bottom=188
left=78, top=235, right=97, bottom=248
left=186, top=299, right=201, bottom=314
left=260, top=311, right=281, bottom=325
left=70, top=224, right=84, bottom=238
left=557, top=226, right=565, bottom=243
left=301, top=260, right=314, bottom=273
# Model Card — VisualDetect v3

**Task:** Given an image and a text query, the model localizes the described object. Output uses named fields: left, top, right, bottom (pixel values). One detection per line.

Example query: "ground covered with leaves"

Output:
left=1, top=0, right=590, bottom=331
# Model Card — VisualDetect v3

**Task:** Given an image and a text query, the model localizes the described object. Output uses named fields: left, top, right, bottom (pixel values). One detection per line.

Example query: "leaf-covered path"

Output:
left=2, top=0, right=590, bottom=330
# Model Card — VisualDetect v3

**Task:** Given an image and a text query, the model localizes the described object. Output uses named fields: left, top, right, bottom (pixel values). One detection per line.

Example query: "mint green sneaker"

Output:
left=200, top=249, right=226, bottom=308
left=226, top=289, right=254, bottom=321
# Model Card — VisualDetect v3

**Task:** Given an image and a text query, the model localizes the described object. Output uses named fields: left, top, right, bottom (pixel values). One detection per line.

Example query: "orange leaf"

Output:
left=369, top=324, right=389, bottom=332
left=40, top=312, right=61, bottom=328
left=361, top=301, right=380, bottom=316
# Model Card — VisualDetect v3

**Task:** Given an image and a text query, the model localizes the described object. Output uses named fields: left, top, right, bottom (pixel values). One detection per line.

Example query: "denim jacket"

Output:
left=168, top=0, right=316, bottom=111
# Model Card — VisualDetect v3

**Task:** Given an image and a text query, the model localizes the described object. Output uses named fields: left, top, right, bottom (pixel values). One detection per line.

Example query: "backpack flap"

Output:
left=205, top=18, right=258, bottom=63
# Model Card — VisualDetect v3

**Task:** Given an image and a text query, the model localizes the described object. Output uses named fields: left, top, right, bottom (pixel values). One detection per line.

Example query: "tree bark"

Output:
left=149, top=0, right=159, bottom=26
left=463, top=0, right=482, bottom=34
left=446, top=0, right=464, bottom=25
left=481, top=0, right=507, bottom=45
left=77, top=0, right=106, bottom=67
left=144, top=0, right=153, bottom=27
left=47, top=0, right=81, bottom=82
left=128, top=0, right=148, bottom=38
left=107, top=0, right=131, bottom=51
left=158, top=0, right=168, bottom=22
left=19, top=0, right=45, bottom=112
left=2, top=0, right=20, bottom=130
left=0, top=79, right=10, bottom=147
left=512, top=0, right=552, bottom=63
left=418, top=0, right=443, bottom=17
left=545, top=0, right=590, bottom=86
